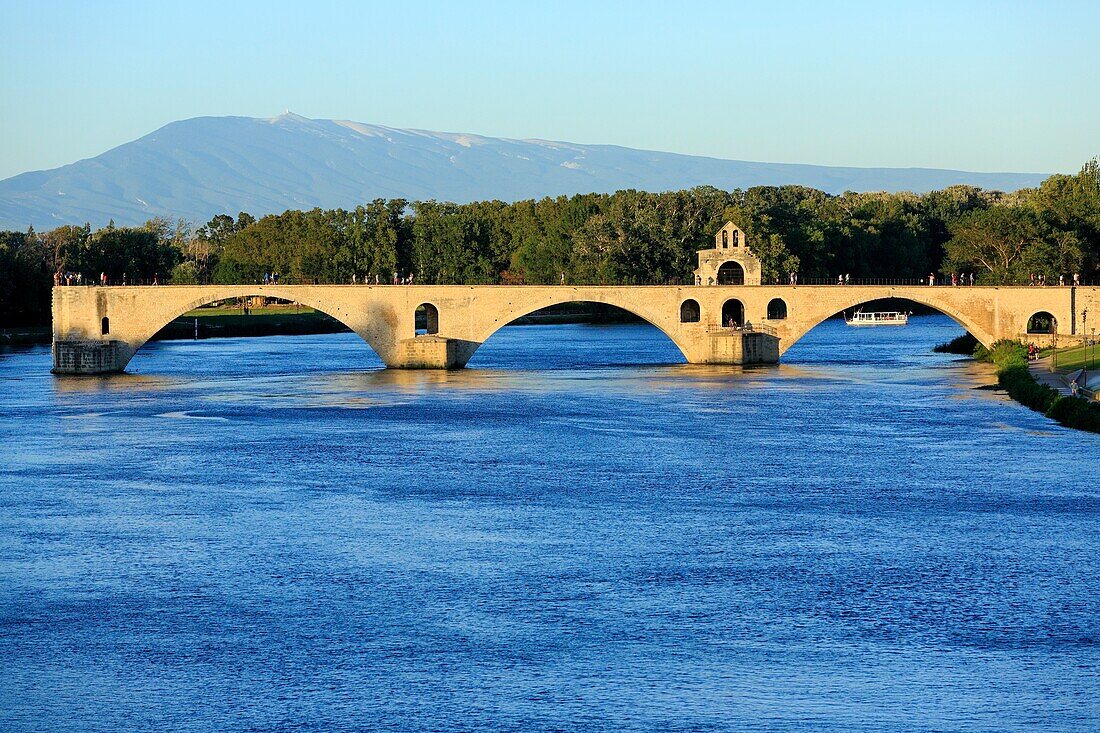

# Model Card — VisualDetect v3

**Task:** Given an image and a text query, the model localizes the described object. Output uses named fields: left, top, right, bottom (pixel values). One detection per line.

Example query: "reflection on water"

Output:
left=1, top=316, right=1098, bottom=733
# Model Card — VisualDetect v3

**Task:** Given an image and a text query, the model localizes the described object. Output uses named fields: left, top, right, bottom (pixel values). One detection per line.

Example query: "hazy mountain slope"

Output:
left=0, top=113, right=1049, bottom=229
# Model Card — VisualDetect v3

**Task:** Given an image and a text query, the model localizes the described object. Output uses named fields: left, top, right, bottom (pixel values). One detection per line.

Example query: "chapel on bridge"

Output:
left=694, top=222, right=762, bottom=286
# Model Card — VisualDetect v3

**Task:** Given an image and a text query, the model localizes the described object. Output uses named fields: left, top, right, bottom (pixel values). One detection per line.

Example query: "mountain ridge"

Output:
left=0, top=113, right=1050, bottom=230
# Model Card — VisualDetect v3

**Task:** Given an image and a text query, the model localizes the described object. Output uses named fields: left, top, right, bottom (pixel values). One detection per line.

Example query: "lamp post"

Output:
left=1048, top=310, right=1057, bottom=365
left=1081, top=308, right=1087, bottom=374
left=1086, top=325, right=1095, bottom=372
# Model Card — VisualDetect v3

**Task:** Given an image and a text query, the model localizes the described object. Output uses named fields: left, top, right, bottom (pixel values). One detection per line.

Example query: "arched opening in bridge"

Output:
left=716, top=262, right=745, bottom=285
left=415, top=303, right=439, bottom=335
left=767, top=298, right=787, bottom=320
left=468, top=301, right=687, bottom=369
left=680, top=299, right=701, bottom=323
left=721, top=299, right=745, bottom=327
left=149, top=297, right=348, bottom=341
left=1027, top=311, right=1056, bottom=335
left=784, top=297, right=978, bottom=362
left=101, top=317, right=110, bottom=335
left=133, top=296, right=378, bottom=375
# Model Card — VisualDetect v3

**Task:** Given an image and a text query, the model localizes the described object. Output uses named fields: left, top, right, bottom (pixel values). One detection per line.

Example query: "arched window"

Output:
left=1026, top=311, right=1056, bottom=334
left=721, top=230, right=728, bottom=248
left=732, top=230, right=740, bottom=247
left=680, top=299, right=701, bottom=323
left=415, top=303, right=439, bottom=335
left=767, top=298, right=787, bottom=320
left=721, top=299, right=744, bottom=327
left=101, top=316, right=110, bottom=335
left=717, top=262, right=745, bottom=285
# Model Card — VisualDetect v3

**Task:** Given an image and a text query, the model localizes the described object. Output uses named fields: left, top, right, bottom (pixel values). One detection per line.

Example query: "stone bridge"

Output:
left=51, top=283, right=1100, bottom=373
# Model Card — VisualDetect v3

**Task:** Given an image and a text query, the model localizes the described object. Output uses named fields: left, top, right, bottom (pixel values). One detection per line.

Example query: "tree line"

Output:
left=2, top=159, right=1097, bottom=327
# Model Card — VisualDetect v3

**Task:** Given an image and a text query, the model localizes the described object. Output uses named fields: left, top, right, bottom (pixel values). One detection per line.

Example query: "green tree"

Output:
left=943, top=206, right=1079, bottom=284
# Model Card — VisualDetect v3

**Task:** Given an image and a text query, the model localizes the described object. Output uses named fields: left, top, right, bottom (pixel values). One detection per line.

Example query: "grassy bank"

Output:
left=976, top=340, right=1100, bottom=433
left=1045, top=342, right=1099, bottom=372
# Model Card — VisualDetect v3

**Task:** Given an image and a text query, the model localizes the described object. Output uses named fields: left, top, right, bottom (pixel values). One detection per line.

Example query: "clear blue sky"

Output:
left=1, top=0, right=1097, bottom=179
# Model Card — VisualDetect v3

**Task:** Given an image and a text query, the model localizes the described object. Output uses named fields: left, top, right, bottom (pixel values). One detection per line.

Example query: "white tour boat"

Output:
left=845, top=310, right=909, bottom=327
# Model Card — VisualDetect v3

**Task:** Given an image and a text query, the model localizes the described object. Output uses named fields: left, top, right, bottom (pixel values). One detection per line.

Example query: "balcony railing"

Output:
left=705, top=322, right=777, bottom=337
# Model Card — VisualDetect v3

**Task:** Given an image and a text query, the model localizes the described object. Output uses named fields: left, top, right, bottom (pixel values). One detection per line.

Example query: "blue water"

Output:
left=1, top=316, right=1098, bottom=732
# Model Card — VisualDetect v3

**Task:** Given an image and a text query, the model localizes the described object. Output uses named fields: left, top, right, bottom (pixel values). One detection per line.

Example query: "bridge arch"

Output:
left=767, top=298, right=787, bottom=320
left=778, top=291, right=996, bottom=355
left=118, top=287, right=386, bottom=370
left=467, top=293, right=694, bottom=363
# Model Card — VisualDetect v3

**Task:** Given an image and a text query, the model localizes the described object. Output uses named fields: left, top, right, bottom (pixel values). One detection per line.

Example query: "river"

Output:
left=1, top=315, right=1098, bottom=732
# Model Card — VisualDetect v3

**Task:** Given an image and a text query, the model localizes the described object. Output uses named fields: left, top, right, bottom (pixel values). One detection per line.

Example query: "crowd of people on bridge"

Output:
left=922, top=272, right=1082, bottom=287
left=54, top=271, right=161, bottom=286
left=50, top=268, right=1090, bottom=288
left=924, top=272, right=976, bottom=286
left=936, top=273, right=977, bottom=286
left=345, top=272, right=418, bottom=284
left=1027, top=272, right=1081, bottom=287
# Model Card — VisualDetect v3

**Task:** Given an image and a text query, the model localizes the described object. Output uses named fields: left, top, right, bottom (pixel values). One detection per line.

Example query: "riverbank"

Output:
left=0, top=327, right=50, bottom=346
left=976, top=340, right=1100, bottom=433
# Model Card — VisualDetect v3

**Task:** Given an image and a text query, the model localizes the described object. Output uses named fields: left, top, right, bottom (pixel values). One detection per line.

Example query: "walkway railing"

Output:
left=705, top=323, right=778, bottom=337
left=52, top=276, right=1100, bottom=288
left=764, top=277, right=1099, bottom=287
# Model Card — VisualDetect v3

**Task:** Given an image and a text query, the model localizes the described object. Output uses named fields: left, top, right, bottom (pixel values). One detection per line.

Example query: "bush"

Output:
left=1046, top=394, right=1100, bottom=433
left=998, top=364, right=1059, bottom=413
left=986, top=341, right=1100, bottom=433
left=933, top=333, right=978, bottom=354
left=977, top=339, right=1028, bottom=368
